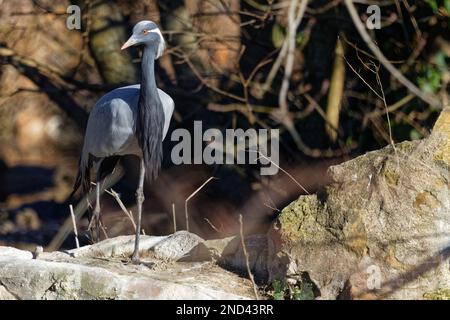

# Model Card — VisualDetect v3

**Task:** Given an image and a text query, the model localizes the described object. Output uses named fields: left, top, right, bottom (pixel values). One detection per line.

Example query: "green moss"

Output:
left=45, top=268, right=119, bottom=300
left=396, top=141, right=414, bottom=153
left=278, top=195, right=320, bottom=243
left=383, top=169, right=399, bottom=186
left=79, top=274, right=117, bottom=299
left=424, top=288, right=450, bottom=300
left=433, top=141, right=450, bottom=166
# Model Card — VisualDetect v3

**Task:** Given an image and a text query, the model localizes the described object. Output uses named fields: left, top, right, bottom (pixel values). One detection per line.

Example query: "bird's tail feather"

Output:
left=70, top=153, right=91, bottom=200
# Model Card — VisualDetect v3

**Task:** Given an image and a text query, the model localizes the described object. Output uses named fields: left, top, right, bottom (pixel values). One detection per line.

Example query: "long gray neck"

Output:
left=139, top=48, right=161, bottom=106
left=137, top=46, right=165, bottom=181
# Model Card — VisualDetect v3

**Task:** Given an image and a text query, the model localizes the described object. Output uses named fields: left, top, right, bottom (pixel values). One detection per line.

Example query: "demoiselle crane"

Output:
left=72, top=21, right=174, bottom=263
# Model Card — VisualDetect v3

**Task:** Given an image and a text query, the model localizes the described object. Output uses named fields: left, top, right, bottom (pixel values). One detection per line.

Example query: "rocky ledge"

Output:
left=265, top=107, right=450, bottom=299
left=0, top=232, right=255, bottom=300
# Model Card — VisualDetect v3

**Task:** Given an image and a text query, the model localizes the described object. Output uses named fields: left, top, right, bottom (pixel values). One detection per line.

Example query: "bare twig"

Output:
left=172, top=203, right=177, bottom=233
left=375, top=68, right=398, bottom=160
left=365, top=94, right=415, bottom=121
left=256, top=38, right=289, bottom=99
left=256, top=0, right=309, bottom=99
left=343, top=0, right=441, bottom=107
left=172, top=49, right=246, bottom=103
left=185, top=177, right=217, bottom=232
left=204, top=218, right=224, bottom=234
left=279, top=0, right=309, bottom=116
left=272, top=0, right=310, bottom=153
left=100, top=223, right=109, bottom=239
left=47, top=166, right=124, bottom=252
left=208, top=102, right=276, bottom=114
left=249, top=150, right=310, bottom=194
left=105, top=188, right=136, bottom=231
left=303, top=93, right=340, bottom=133
left=69, top=205, right=80, bottom=249
left=343, top=55, right=384, bottom=100
left=239, top=214, right=259, bottom=300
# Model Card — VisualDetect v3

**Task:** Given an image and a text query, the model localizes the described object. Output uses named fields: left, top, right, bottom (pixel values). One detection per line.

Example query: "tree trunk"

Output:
left=75, top=0, right=138, bottom=85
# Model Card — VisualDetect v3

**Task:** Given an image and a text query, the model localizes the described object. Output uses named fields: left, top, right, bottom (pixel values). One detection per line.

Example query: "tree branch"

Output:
left=344, top=0, right=441, bottom=107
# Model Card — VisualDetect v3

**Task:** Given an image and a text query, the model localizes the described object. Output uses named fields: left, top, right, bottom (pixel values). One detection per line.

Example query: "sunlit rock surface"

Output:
left=0, top=231, right=254, bottom=300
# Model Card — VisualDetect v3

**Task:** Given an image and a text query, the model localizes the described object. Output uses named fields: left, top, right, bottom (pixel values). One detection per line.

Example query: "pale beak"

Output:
left=121, top=36, right=138, bottom=50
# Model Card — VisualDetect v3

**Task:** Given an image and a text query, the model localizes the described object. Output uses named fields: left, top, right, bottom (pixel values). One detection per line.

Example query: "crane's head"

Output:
left=121, top=20, right=165, bottom=59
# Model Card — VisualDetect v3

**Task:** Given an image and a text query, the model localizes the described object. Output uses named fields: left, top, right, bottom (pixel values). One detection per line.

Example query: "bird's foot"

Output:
left=131, top=252, right=140, bottom=265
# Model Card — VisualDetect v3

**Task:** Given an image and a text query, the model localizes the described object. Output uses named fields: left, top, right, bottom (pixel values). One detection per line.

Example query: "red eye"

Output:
left=142, top=29, right=149, bottom=35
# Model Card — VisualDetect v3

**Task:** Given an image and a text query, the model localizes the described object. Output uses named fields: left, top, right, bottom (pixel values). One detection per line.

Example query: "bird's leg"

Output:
left=87, top=161, right=103, bottom=243
left=131, top=159, right=145, bottom=264
left=93, top=179, right=101, bottom=242
left=87, top=179, right=101, bottom=242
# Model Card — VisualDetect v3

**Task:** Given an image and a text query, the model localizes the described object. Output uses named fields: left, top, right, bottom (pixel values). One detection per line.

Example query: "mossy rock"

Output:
left=424, top=288, right=450, bottom=300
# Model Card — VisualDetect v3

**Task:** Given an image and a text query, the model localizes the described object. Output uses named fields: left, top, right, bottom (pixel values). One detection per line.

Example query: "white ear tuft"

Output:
left=150, top=28, right=165, bottom=59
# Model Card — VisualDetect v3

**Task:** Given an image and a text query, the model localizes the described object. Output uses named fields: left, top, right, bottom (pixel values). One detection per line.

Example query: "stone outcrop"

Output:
left=266, top=108, right=450, bottom=299
left=0, top=231, right=254, bottom=300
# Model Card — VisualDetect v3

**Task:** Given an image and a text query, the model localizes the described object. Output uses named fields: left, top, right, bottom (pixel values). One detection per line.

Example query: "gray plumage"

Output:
left=72, top=21, right=174, bottom=263
left=79, top=85, right=174, bottom=185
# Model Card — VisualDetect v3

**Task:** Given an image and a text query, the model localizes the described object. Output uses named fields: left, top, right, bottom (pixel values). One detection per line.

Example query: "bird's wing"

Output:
left=157, top=89, right=175, bottom=140
left=83, top=86, right=140, bottom=158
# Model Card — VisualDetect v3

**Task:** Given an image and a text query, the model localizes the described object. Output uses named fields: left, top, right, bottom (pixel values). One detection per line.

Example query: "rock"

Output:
left=0, top=284, right=16, bottom=300
left=0, top=246, right=33, bottom=260
left=204, top=236, right=237, bottom=260
left=68, top=234, right=168, bottom=259
left=68, top=231, right=211, bottom=262
left=432, top=106, right=450, bottom=166
left=267, top=108, right=450, bottom=299
left=0, top=233, right=254, bottom=300
left=201, top=235, right=270, bottom=282
left=423, top=288, right=450, bottom=300
left=152, top=231, right=211, bottom=261
left=215, top=235, right=269, bottom=281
